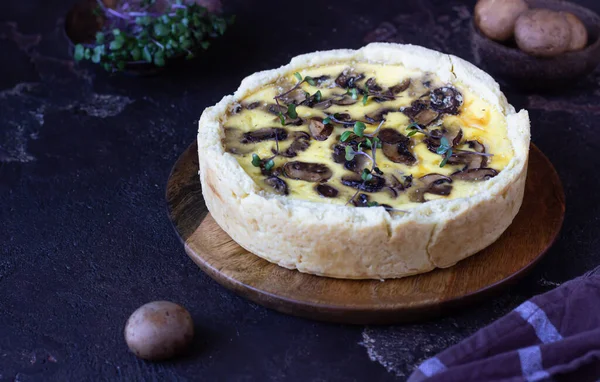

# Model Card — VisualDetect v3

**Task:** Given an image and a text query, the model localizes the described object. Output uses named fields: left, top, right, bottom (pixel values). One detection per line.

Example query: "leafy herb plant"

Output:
left=73, top=0, right=233, bottom=72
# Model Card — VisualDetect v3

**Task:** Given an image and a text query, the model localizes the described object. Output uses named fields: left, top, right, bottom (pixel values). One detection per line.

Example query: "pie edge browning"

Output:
left=197, top=42, right=531, bottom=280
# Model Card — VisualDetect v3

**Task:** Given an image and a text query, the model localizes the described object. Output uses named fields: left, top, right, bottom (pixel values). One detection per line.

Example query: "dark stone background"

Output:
left=1, top=0, right=599, bottom=380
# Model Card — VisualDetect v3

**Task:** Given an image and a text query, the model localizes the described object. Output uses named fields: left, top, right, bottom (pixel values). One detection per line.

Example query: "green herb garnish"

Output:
left=305, top=76, right=316, bottom=86
left=340, top=131, right=353, bottom=142
left=73, top=1, right=233, bottom=72
left=287, top=104, right=298, bottom=119
left=323, top=116, right=331, bottom=125
left=361, top=168, right=373, bottom=181
left=264, top=159, right=275, bottom=171
left=353, top=121, right=366, bottom=137
left=294, top=72, right=303, bottom=81
left=349, top=88, right=359, bottom=100
left=436, top=136, right=453, bottom=167
left=367, top=201, right=379, bottom=207
left=251, top=154, right=261, bottom=167
left=314, top=90, right=322, bottom=103
left=278, top=112, right=285, bottom=125
left=345, top=146, right=355, bottom=161
left=362, top=93, right=369, bottom=106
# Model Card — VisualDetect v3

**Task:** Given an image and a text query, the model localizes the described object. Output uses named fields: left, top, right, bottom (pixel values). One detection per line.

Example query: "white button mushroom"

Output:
left=124, top=301, right=194, bottom=361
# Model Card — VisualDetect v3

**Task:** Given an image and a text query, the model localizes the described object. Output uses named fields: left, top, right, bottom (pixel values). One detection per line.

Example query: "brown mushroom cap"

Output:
left=410, top=174, right=453, bottom=203
left=315, top=184, right=339, bottom=198
left=341, top=174, right=386, bottom=193
left=447, top=140, right=488, bottom=169
left=352, top=193, right=371, bottom=207
left=265, top=176, right=289, bottom=195
left=430, top=87, right=463, bottom=115
left=365, top=108, right=395, bottom=123
left=309, top=118, right=333, bottom=141
left=279, top=131, right=311, bottom=158
left=389, top=79, right=411, bottom=94
left=452, top=168, right=498, bottom=181
left=241, top=127, right=288, bottom=144
left=283, top=161, right=333, bottom=182
left=402, top=99, right=439, bottom=126
left=335, top=72, right=365, bottom=88
left=425, top=127, right=463, bottom=153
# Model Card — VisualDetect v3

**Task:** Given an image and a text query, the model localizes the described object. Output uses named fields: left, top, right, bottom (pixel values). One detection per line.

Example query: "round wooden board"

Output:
left=166, top=143, right=565, bottom=325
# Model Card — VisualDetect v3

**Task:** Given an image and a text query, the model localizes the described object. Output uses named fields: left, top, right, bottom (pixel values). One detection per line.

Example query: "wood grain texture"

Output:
left=166, top=143, right=565, bottom=324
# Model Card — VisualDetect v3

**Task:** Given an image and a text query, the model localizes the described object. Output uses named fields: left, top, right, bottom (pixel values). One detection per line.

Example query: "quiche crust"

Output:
left=197, top=43, right=530, bottom=280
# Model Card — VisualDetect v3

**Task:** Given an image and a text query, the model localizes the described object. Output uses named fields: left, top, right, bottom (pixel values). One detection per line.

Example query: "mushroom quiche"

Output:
left=197, top=43, right=530, bottom=280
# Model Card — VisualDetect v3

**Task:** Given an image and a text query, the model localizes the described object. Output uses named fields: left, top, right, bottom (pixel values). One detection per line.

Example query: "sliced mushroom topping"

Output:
left=335, top=72, right=365, bottom=88
left=452, top=168, right=498, bottom=181
left=308, top=118, right=333, bottom=141
left=311, top=75, right=331, bottom=86
left=265, top=176, right=289, bottom=195
left=378, top=128, right=407, bottom=144
left=241, top=127, right=288, bottom=144
left=283, top=161, right=333, bottom=182
left=266, top=103, right=287, bottom=115
left=344, top=154, right=370, bottom=173
left=341, top=174, right=386, bottom=193
left=365, top=108, right=395, bottom=123
left=332, top=95, right=358, bottom=106
left=421, top=174, right=453, bottom=194
left=331, top=113, right=352, bottom=122
left=332, top=144, right=346, bottom=164
left=447, top=141, right=488, bottom=169
left=352, top=193, right=371, bottom=207
left=425, top=127, right=463, bottom=153
left=313, top=99, right=333, bottom=110
left=430, top=86, right=463, bottom=115
left=224, top=127, right=254, bottom=154
left=385, top=174, right=412, bottom=198
left=365, top=77, right=382, bottom=92
left=315, top=184, right=339, bottom=198
left=389, top=79, right=411, bottom=94
left=467, top=140, right=486, bottom=153
left=382, top=142, right=416, bottom=165
left=402, top=99, right=440, bottom=126
left=245, top=101, right=261, bottom=110
left=279, top=131, right=311, bottom=158
left=410, top=174, right=453, bottom=203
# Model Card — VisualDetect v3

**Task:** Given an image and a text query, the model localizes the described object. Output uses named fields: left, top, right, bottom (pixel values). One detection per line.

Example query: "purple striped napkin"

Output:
left=408, top=269, right=600, bottom=382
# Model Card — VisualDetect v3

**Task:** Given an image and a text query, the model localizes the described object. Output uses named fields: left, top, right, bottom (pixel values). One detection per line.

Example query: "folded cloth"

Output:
left=408, top=269, right=600, bottom=382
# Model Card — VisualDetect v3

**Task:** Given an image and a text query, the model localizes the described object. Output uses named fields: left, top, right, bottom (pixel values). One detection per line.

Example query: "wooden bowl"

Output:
left=471, top=0, right=600, bottom=90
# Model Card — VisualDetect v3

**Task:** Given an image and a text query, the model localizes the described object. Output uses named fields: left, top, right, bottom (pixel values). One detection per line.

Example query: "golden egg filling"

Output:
left=222, top=63, right=514, bottom=211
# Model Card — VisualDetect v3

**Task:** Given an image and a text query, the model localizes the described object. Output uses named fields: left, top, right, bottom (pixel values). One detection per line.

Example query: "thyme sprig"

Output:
left=437, top=136, right=452, bottom=168
left=73, top=0, right=232, bottom=72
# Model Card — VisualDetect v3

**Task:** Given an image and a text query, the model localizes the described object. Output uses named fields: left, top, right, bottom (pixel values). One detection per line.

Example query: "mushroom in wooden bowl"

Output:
left=471, top=0, right=600, bottom=90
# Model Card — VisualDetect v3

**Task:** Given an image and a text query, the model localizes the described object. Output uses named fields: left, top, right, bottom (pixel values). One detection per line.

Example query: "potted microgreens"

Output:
left=66, top=0, right=233, bottom=74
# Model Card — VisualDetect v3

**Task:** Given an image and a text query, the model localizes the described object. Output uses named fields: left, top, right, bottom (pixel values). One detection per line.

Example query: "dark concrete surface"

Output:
left=1, top=0, right=599, bottom=380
